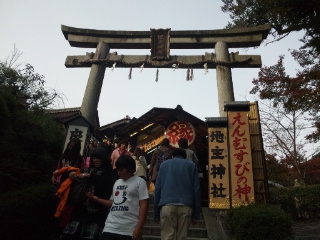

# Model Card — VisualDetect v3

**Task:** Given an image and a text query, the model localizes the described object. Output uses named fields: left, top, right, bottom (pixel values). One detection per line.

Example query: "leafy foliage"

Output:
left=221, top=0, right=320, bottom=54
left=266, top=153, right=297, bottom=187
left=0, top=183, right=60, bottom=240
left=226, top=203, right=293, bottom=240
left=304, top=157, right=320, bottom=185
left=270, top=184, right=320, bottom=219
left=0, top=62, right=60, bottom=109
left=0, top=61, right=65, bottom=192
left=251, top=54, right=320, bottom=112
left=269, top=186, right=298, bottom=218
left=250, top=54, right=320, bottom=144
left=292, top=185, right=320, bottom=219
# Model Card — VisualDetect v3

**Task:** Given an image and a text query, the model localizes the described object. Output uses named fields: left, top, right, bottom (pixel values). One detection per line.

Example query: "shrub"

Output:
left=226, top=204, right=293, bottom=240
left=269, top=186, right=298, bottom=218
left=269, top=184, right=320, bottom=219
left=0, top=183, right=60, bottom=240
left=291, top=185, right=320, bottom=219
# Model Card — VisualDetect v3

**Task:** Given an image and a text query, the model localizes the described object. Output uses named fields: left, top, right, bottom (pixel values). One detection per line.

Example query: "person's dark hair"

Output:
left=178, top=138, right=188, bottom=149
left=133, top=147, right=142, bottom=156
left=129, top=147, right=135, bottom=154
left=62, top=138, right=82, bottom=167
left=118, top=140, right=128, bottom=146
left=160, top=138, right=170, bottom=147
left=115, top=155, right=136, bottom=173
left=172, top=148, right=186, bottom=159
left=90, top=147, right=112, bottom=170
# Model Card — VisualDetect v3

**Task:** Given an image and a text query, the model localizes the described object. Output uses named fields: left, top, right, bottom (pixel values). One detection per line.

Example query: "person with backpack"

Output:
left=149, top=138, right=173, bottom=183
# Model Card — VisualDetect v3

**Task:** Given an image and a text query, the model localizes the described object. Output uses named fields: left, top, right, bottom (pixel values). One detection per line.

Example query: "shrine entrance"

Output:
left=62, top=24, right=271, bottom=208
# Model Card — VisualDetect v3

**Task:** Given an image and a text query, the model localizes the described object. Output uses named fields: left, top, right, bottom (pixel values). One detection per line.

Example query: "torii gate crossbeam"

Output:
left=62, top=24, right=270, bottom=124
left=62, top=24, right=270, bottom=49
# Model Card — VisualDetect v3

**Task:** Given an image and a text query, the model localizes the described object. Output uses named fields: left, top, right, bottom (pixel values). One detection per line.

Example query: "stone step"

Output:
left=147, top=211, right=205, bottom=220
left=142, top=235, right=208, bottom=240
left=144, top=218, right=206, bottom=228
left=142, top=226, right=208, bottom=238
left=145, top=195, right=208, bottom=239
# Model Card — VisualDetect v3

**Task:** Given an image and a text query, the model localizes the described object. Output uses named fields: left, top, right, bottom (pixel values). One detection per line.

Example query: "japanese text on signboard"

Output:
left=228, top=112, right=254, bottom=206
left=208, top=127, right=229, bottom=209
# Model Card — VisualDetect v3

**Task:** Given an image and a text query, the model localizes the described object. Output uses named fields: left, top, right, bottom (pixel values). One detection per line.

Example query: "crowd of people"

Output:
left=51, top=136, right=201, bottom=240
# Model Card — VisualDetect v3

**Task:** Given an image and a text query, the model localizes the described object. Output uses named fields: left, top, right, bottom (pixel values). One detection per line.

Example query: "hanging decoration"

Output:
left=128, top=67, right=132, bottom=80
left=80, top=52, right=249, bottom=70
left=186, top=68, right=190, bottom=81
left=203, top=63, right=208, bottom=74
left=140, top=63, right=144, bottom=73
left=155, top=68, right=159, bottom=82
left=186, top=68, right=194, bottom=81
left=111, top=62, right=117, bottom=71
left=80, top=53, right=248, bottom=80
left=172, top=63, right=179, bottom=71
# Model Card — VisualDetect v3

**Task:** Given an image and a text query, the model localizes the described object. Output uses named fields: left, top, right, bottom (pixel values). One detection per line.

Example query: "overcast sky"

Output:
left=0, top=0, right=304, bottom=126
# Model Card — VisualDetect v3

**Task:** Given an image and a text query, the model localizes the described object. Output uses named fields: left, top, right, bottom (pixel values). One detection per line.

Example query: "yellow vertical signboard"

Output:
left=228, top=112, right=255, bottom=207
left=208, top=127, right=230, bottom=209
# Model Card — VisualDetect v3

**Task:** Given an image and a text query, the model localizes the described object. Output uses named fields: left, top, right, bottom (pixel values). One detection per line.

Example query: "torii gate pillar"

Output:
left=80, top=42, right=109, bottom=125
left=215, top=41, right=235, bottom=117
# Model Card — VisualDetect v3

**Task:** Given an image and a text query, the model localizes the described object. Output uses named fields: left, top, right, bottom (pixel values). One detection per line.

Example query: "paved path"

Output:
left=292, top=221, right=320, bottom=240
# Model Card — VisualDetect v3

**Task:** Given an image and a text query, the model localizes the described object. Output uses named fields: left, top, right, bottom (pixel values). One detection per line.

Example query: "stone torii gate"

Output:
left=62, top=24, right=270, bottom=125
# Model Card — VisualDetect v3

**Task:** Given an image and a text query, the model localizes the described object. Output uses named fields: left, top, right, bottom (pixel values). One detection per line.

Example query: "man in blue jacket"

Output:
left=153, top=148, right=201, bottom=240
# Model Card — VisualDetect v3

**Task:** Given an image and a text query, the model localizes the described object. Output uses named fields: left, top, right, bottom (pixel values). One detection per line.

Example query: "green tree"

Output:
left=221, top=0, right=320, bottom=54
left=0, top=58, right=64, bottom=192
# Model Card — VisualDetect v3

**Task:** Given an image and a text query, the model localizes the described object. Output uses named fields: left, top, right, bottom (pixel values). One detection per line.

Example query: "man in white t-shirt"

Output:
left=87, top=155, right=149, bottom=240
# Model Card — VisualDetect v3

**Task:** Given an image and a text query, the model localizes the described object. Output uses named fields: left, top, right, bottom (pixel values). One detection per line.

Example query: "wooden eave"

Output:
left=46, top=107, right=81, bottom=124
left=46, top=107, right=100, bottom=129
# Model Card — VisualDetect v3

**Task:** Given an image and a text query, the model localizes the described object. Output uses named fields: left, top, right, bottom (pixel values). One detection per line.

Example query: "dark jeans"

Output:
left=99, top=232, right=132, bottom=240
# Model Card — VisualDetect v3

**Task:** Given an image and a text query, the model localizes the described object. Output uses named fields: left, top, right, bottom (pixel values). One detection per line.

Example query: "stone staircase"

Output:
left=143, top=194, right=209, bottom=240
left=142, top=195, right=320, bottom=240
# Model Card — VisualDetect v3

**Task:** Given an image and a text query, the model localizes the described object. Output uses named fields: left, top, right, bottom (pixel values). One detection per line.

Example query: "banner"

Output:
left=228, top=112, right=254, bottom=207
left=208, top=127, right=230, bottom=209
